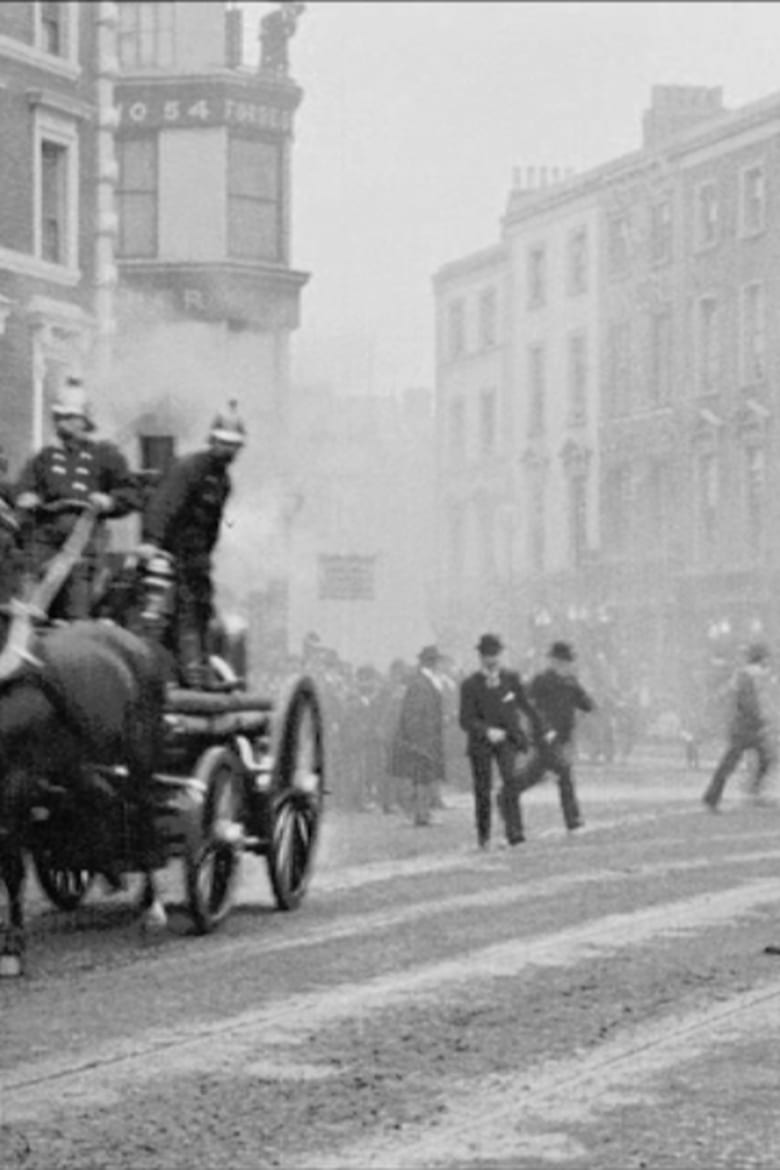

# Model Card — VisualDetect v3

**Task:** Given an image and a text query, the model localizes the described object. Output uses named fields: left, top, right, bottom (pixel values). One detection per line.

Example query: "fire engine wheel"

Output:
left=32, top=850, right=94, bottom=911
left=185, top=746, right=245, bottom=934
left=267, top=678, right=325, bottom=911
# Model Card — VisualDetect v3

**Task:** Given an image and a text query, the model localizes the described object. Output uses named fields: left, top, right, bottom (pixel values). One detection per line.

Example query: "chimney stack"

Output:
left=642, top=85, right=724, bottom=149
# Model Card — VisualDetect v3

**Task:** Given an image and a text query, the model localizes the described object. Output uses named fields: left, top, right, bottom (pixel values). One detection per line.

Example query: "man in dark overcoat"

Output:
left=516, top=640, right=594, bottom=832
left=391, top=645, right=446, bottom=826
left=459, top=633, right=541, bottom=849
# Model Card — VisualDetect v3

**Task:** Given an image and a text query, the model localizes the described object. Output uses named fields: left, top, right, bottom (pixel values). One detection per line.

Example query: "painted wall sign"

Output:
left=116, top=84, right=294, bottom=133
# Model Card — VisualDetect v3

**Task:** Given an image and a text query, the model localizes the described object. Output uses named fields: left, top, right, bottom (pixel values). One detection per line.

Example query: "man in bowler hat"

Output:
left=459, top=633, right=542, bottom=849
left=516, top=640, right=594, bottom=832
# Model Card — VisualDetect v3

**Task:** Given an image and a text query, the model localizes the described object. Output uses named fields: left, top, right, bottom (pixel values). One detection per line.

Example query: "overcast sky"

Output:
left=239, top=1, right=780, bottom=397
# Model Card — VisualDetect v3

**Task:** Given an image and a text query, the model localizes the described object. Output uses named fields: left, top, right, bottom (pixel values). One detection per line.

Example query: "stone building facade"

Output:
left=433, top=84, right=780, bottom=699
left=0, top=0, right=100, bottom=465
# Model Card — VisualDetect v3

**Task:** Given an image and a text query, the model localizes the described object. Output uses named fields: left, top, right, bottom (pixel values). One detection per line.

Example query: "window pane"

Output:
left=40, top=140, right=67, bottom=264
left=228, top=137, right=279, bottom=199
left=41, top=1, right=64, bottom=56
left=228, top=197, right=278, bottom=259
left=119, top=137, right=156, bottom=191
left=118, top=192, right=156, bottom=256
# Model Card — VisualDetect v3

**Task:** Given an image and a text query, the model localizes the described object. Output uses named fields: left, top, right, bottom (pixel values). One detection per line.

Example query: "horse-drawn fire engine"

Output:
left=0, top=499, right=326, bottom=976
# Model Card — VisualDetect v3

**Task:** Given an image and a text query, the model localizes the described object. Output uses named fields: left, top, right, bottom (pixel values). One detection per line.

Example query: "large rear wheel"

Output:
left=184, top=747, right=244, bottom=933
left=266, top=678, right=325, bottom=911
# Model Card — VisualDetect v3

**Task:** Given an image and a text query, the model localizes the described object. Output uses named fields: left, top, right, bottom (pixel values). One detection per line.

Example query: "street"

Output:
left=2, top=755, right=780, bottom=1169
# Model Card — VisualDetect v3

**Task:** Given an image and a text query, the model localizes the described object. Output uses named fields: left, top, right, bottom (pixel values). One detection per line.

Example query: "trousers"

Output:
left=516, top=742, right=582, bottom=830
left=703, top=732, right=776, bottom=808
left=468, top=742, right=523, bottom=845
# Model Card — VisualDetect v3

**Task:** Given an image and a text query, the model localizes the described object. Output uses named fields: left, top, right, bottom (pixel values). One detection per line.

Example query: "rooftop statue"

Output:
left=259, top=2, right=306, bottom=78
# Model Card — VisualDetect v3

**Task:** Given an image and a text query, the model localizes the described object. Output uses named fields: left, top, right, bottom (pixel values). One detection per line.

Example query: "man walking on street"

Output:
left=702, top=640, right=777, bottom=812
left=516, top=640, right=594, bottom=833
left=459, top=633, right=541, bottom=849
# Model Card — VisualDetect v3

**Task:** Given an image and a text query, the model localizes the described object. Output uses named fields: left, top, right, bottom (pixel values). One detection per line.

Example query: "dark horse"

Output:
left=0, top=603, right=170, bottom=976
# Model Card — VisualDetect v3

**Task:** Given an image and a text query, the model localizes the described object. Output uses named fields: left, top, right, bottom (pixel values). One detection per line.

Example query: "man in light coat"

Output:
left=702, top=640, right=777, bottom=811
left=391, top=645, right=446, bottom=826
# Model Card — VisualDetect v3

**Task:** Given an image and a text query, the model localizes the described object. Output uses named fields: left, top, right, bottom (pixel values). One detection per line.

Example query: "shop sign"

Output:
left=117, top=86, right=293, bottom=133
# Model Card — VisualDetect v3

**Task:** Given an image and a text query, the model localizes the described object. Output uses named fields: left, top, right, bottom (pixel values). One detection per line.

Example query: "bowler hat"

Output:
left=476, top=633, right=503, bottom=656
left=418, top=644, right=441, bottom=667
left=549, top=640, right=575, bottom=662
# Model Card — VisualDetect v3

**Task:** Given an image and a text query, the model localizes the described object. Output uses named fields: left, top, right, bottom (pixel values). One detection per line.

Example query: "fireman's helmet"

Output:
left=208, top=400, right=247, bottom=447
left=51, top=378, right=96, bottom=432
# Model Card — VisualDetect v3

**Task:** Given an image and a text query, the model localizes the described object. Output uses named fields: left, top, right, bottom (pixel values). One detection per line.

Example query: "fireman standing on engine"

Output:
left=14, top=378, right=141, bottom=620
left=139, top=402, right=246, bottom=689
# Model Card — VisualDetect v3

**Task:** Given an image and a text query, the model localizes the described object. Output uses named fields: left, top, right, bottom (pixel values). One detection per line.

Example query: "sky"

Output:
left=238, top=1, right=780, bottom=397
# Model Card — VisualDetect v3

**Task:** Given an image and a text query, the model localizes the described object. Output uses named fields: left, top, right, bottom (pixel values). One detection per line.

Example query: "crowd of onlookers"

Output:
left=245, top=634, right=653, bottom=813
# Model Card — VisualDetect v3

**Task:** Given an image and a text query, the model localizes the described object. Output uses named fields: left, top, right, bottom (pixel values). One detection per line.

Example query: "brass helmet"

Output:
left=208, top=399, right=246, bottom=447
left=51, top=377, right=96, bottom=432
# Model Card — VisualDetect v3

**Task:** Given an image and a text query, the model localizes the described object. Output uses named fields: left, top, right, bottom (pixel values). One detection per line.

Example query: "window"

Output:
left=650, top=198, right=672, bottom=265
left=480, top=389, right=497, bottom=455
left=745, top=445, right=765, bottom=560
left=568, top=227, right=588, bottom=295
left=741, top=164, right=766, bottom=236
left=527, top=245, right=546, bottom=307
left=568, top=332, right=587, bottom=424
left=35, top=113, right=78, bottom=268
left=118, top=1, right=175, bottom=68
left=740, top=282, right=766, bottom=385
left=569, top=475, right=588, bottom=568
left=695, top=181, right=718, bottom=249
left=227, top=136, right=280, bottom=260
left=40, top=141, right=68, bottom=264
left=139, top=434, right=175, bottom=476
left=530, top=476, right=545, bottom=573
left=479, top=287, right=497, bottom=348
left=449, top=397, right=465, bottom=461
left=448, top=506, right=464, bottom=580
left=646, top=461, right=669, bottom=548
left=697, top=296, right=720, bottom=393
left=606, top=321, right=631, bottom=416
left=447, top=299, right=465, bottom=359
left=39, top=1, right=65, bottom=56
left=528, top=344, right=545, bottom=437
left=695, top=451, right=719, bottom=562
left=650, top=311, right=672, bottom=405
left=606, top=466, right=631, bottom=555
left=116, top=135, right=157, bottom=257
left=607, top=213, right=630, bottom=275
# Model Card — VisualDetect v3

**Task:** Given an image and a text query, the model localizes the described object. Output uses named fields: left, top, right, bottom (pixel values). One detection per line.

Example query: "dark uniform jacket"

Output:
left=391, top=669, right=445, bottom=784
left=15, top=439, right=140, bottom=545
left=528, top=669, right=594, bottom=745
left=459, top=668, right=541, bottom=757
left=142, top=451, right=232, bottom=563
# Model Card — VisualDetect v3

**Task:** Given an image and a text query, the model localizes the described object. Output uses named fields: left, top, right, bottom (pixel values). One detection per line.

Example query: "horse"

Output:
left=0, top=602, right=170, bottom=977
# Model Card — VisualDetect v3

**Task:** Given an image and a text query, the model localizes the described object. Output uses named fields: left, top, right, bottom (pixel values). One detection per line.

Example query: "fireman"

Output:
left=15, top=378, right=141, bottom=620
left=139, top=402, right=246, bottom=689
